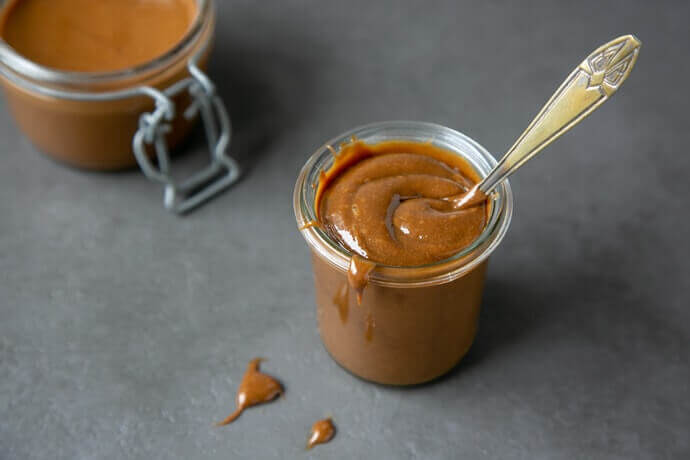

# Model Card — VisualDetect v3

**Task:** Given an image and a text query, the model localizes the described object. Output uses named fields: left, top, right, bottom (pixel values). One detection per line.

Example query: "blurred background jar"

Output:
left=0, top=0, right=239, bottom=212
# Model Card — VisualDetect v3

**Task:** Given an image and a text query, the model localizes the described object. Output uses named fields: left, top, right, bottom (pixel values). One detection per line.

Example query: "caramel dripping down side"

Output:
left=347, top=255, right=376, bottom=305
left=333, top=282, right=349, bottom=323
left=315, top=139, right=489, bottom=343
left=299, top=220, right=320, bottom=231
left=348, top=255, right=376, bottom=342
left=364, top=312, right=375, bottom=342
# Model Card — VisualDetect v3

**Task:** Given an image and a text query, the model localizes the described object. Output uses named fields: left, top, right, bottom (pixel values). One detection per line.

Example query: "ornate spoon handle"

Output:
left=479, top=35, right=641, bottom=194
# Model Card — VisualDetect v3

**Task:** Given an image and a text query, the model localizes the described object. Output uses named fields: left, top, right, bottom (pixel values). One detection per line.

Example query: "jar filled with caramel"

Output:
left=0, top=0, right=239, bottom=213
left=294, top=121, right=514, bottom=385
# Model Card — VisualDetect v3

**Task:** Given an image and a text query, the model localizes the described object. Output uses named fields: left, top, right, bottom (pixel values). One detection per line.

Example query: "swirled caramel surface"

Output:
left=316, top=140, right=488, bottom=267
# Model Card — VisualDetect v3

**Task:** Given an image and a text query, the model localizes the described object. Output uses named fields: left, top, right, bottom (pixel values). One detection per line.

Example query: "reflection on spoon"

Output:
left=445, top=185, right=489, bottom=210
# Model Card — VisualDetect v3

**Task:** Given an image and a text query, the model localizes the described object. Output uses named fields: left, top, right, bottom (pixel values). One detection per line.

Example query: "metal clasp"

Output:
left=132, top=54, right=241, bottom=214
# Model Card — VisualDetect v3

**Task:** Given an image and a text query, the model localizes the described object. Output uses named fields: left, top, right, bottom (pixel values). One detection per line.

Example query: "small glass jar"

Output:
left=294, top=121, right=514, bottom=385
left=0, top=0, right=239, bottom=213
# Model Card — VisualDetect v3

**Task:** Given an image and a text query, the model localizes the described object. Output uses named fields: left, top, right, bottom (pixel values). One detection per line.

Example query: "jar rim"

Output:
left=293, top=120, right=514, bottom=288
left=0, top=0, right=211, bottom=89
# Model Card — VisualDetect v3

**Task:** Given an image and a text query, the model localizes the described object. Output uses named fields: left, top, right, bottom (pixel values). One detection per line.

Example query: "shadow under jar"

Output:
left=294, top=121, right=514, bottom=385
left=0, top=0, right=215, bottom=170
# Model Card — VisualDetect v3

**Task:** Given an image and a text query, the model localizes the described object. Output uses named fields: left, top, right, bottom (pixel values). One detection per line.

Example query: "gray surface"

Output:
left=1, top=0, right=689, bottom=459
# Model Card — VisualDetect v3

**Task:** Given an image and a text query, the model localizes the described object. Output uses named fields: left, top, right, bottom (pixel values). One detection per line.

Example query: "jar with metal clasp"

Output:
left=0, top=0, right=239, bottom=213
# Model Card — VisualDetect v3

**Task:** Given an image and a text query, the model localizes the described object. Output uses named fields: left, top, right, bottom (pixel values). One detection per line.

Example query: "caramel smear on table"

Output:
left=306, top=417, right=336, bottom=449
left=215, top=358, right=284, bottom=426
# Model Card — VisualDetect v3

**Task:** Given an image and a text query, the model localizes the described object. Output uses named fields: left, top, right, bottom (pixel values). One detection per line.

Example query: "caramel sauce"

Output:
left=347, top=255, right=376, bottom=305
left=316, top=140, right=487, bottom=268
left=0, top=0, right=197, bottom=72
left=299, top=220, right=320, bottom=231
left=333, top=282, right=349, bottom=323
left=449, top=185, right=490, bottom=210
left=215, top=358, right=283, bottom=426
left=364, top=312, right=375, bottom=342
left=306, top=417, right=336, bottom=450
left=314, top=140, right=488, bottom=343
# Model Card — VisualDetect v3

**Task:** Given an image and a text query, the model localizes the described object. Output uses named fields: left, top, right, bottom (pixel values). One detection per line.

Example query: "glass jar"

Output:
left=294, top=121, right=514, bottom=385
left=0, top=0, right=239, bottom=213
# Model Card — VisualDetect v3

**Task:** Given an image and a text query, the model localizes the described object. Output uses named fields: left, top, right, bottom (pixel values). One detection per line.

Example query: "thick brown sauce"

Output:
left=306, top=417, right=336, bottom=449
left=0, top=0, right=197, bottom=72
left=333, top=282, right=349, bottom=323
left=316, top=140, right=488, bottom=268
left=347, top=255, right=376, bottom=305
left=312, top=140, right=488, bottom=341
left=215, top=358, right=283, bottom=426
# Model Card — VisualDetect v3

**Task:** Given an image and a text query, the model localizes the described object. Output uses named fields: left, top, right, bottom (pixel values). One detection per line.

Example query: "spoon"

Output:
left=452, top=34, right=641, bottom=208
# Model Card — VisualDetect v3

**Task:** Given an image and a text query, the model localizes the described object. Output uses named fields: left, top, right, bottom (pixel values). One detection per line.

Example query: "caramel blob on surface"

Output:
left=316, top=140, right=488, bottom=268
left=0, top=0, right=197, bottom=72
left=215, top=358, right=284, bottom=426
left=306, top=417, right=336, bottom=450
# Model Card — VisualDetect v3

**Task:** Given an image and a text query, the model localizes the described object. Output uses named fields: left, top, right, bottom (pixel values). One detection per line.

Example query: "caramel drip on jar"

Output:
left=315, top=140, right=489, bottom=346
left=215, top=358, right=283, bottom=426
left=299, top=220, right=320, bottom=231
left=364, top=311, right=376, bottom=342
left=347, top=255, right=376, bottom=305
left=347, top=256, right=377, bottom=342
left=333, top=282, right=349, bottom=323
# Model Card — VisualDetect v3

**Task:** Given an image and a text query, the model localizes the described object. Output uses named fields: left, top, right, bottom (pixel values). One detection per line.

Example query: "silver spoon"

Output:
left=452, top=34, right=641, bottom=208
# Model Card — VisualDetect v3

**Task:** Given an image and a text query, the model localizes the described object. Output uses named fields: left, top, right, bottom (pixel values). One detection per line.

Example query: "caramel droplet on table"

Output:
left=306, top=417, right=336, bottom=450
left=215, top=358, right=284, bottom=426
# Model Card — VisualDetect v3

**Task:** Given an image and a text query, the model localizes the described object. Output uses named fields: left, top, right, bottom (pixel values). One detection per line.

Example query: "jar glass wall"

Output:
left=0, top=0, right=215, bottom=170
left=294, top=121, right=513, bottom=384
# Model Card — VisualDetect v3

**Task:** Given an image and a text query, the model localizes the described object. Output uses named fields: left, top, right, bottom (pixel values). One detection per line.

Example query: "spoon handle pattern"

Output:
left=480, top=35, right=641, bottom=194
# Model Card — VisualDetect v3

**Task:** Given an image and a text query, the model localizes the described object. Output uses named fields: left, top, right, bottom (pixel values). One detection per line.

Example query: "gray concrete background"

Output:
left=1, top=1, right=689, bottom=459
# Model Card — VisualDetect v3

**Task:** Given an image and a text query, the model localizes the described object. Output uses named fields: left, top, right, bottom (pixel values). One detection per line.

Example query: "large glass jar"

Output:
left=0, top=0, right=239, bottom=213
left=294, top=121, right=513, bottom=385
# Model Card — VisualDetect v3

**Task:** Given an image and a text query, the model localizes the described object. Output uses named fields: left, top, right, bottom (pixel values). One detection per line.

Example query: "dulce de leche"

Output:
left=295, top=123, right=513, bottom=385
left=0, top=0, right=211, bottom=169
left=316, top=140, right=488, bottom=267
left=216, top=358, right=284, bottom=426
left=0, top=0, right=196, bottom=73
left=306, top=417, right=336, bottom=449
